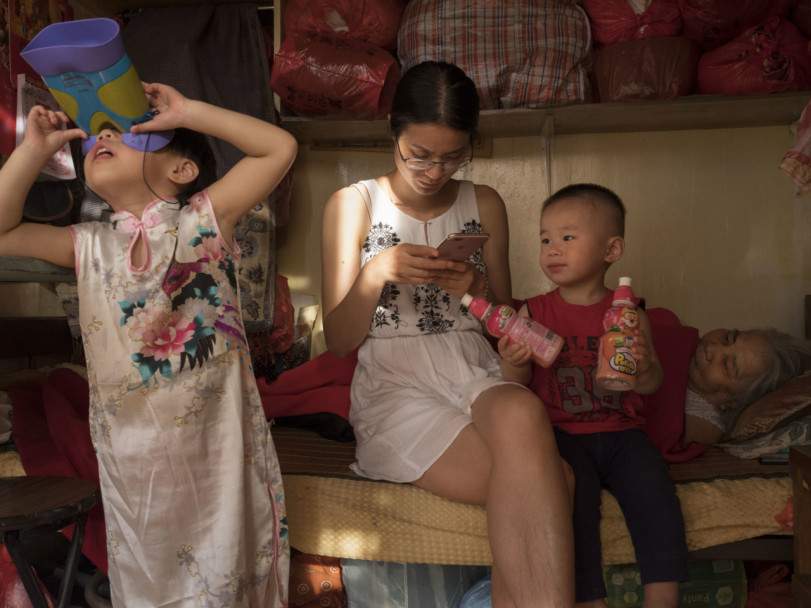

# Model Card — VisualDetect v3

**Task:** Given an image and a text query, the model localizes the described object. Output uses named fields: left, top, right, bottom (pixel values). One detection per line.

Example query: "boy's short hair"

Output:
left=542, top=183, right=626, bottom=237
left=162, top=128, right=217, bottom=198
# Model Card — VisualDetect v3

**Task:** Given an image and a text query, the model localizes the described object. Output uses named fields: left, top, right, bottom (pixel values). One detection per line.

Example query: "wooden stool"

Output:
left=0, top=476, right=98, bottom=608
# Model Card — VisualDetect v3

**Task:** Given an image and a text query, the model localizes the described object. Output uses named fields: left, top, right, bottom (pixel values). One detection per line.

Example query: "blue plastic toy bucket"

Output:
left=20, top=18, right=172, bottom=153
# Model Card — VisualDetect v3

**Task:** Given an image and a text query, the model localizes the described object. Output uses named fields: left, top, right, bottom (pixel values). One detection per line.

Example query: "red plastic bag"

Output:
left=680, top=0, right=797, bottom=50
left=696, top=17, right=811, bottom=95
left=780, top=99, right=811, bottom=194
left=774, top=497, right=794, bottom=530
left=583, top=0, right=682, bottom=48
left=745, top=563, right=794, bottom=608
left=0, top=545, right=56, bottom=608
left=271, top=274, right=295, bottom=354
left=792, top=0, right=811, bottom=38
left=592, top=36, right=700, bottom=101
left=284, top=0, right=407, bottom=52
left=270, top=32, right=400, bottom=119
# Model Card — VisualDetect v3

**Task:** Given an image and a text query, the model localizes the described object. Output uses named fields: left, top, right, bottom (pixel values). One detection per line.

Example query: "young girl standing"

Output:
left=0, top=83, right=297, bottom=606
left=321, top=61, right=575, bottom=608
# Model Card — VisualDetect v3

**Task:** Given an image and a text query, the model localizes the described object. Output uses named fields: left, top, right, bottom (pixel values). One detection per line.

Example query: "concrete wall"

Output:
left=277, top=125, right=811, bottom=355
left=2, top=124, right=807, bottom=359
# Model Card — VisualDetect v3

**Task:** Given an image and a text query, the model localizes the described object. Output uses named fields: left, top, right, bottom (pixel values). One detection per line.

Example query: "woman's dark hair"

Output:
left=161, top=127, right=217, bottom=198
left=388, top=61, right=480, bottom=139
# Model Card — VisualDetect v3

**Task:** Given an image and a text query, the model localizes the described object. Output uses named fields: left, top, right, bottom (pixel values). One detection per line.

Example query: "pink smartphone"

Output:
left=435, top=232, right=490, bottom=262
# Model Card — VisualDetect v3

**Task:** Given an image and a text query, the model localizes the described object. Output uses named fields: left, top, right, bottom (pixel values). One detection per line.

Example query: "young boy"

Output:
left=505, top=183, right=687, bottom=608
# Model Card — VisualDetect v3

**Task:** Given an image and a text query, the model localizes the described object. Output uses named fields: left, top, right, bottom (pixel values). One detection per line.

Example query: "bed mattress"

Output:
left=272, top=426, right=792, bottom=566
left=1, top=424, right=792, bottom=567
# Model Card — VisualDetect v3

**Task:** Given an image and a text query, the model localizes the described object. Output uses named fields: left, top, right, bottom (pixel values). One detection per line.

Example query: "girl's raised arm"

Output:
left=132, top=83, right=297, bottom=243
left=0, top=106, right=84, bottom=268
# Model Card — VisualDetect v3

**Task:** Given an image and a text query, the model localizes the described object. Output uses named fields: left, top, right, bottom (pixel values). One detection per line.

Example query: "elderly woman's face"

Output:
left=688, top=329, right=768, bottom=409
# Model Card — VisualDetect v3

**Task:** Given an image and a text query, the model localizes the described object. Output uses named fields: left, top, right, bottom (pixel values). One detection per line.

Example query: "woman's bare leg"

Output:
left=415, top=384, right=574, bottom=607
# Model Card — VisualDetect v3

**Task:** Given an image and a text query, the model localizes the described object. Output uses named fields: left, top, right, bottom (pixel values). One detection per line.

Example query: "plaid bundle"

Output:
left=397, top=0, right=592, bottom=109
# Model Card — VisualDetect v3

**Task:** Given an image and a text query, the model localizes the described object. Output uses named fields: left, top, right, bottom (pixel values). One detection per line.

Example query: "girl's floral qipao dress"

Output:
left=69, top=191, right=288, bottom=607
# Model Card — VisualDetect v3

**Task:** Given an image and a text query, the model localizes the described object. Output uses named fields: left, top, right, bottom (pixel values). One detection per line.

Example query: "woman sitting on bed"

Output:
left=682, top=328, right=811, bottom=445
left=320, top=61, right=575, bottom=608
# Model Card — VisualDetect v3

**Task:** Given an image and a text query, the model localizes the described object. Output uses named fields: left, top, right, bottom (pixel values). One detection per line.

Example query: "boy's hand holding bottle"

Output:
left=497, top=335, right=533, bottom=385
left=630, top=327, right=654, bottom=377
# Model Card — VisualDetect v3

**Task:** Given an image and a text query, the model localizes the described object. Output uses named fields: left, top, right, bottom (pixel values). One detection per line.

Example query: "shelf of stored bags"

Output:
left=71, top=0, right=267, bottom=18
left=277, top=90, right=811, bottom=145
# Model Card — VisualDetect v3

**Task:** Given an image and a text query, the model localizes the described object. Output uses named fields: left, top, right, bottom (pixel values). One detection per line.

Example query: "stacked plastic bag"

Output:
left=270, top=0, right=593, bottom=117
left=585, top=0, right=811, bottom=102
left=397, top=0, right=592, bottom=110
left=270, top=0, right=407, bottom=119
left=270, top=1, right=811, bottom=120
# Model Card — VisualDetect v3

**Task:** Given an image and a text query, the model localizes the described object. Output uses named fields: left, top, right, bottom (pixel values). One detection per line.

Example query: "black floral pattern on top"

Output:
left=415, top=283, right=455, bottom=334
left=363, top=222, right=403, bottom=330
left=362, top=219, right=487, bottom=335
left=364, top=222, right=402, bottom=254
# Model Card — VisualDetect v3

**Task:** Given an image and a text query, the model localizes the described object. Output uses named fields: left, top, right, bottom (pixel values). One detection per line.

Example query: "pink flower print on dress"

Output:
left=126, top=301, right=165, bottom=343
left=139, top=310, right=196, bottom=361
left=126, top=303, right=196, bottom=361
left=193, top=235, right=225, bottom=262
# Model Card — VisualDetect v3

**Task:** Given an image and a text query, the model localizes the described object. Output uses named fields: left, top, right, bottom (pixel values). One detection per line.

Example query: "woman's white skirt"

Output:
left=350, top=330, right=511, bottom=482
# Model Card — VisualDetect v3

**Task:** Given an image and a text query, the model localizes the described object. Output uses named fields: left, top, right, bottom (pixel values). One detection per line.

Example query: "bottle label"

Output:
left=604, top=306, right=639, bottom=332
left=607, top=335, right=636, bottom=375
left=483, top=304, right=563, bottom=366
left=484, top=305, right=510, bottom=338
left=509, top=316, right=563, bottom=363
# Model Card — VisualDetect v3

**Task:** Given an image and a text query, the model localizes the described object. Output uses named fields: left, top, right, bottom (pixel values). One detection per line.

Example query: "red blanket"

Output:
left=257, top=348, right=356, bottom=421
left=644, top=308, right=708, bottom=462
left=9, top=367, right=107, bottom=573
left=259, top=307, right=707, bottom=462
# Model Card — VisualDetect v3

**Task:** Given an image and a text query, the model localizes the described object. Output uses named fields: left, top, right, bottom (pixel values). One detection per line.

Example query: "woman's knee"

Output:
left=476, top=385, right=550, bottom=430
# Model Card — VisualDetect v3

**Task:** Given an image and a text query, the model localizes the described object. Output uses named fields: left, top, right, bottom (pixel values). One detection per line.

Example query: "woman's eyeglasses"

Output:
left=396, top=139, right=472, bottom=172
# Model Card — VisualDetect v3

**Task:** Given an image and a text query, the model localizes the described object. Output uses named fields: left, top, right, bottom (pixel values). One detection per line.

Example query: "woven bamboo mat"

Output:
left=271, top=427, right=792, bottom=565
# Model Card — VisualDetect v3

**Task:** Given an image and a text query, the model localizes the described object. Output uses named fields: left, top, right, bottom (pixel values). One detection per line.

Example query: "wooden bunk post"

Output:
left=793, top=445, right=811, bottom=608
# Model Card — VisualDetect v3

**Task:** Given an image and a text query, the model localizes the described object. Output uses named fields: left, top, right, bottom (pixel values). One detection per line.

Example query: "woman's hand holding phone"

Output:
left=435, top=232, right=490, bottom=262
left=429, top=233, right=490, bottom=297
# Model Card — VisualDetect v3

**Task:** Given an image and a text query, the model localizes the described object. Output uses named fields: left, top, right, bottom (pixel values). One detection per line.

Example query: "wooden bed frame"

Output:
left=0, top=312, right=804, bottom=580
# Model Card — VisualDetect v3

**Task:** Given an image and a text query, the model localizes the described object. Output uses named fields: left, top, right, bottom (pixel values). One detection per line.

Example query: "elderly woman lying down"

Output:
left=682, top=327, right=811, bottom=446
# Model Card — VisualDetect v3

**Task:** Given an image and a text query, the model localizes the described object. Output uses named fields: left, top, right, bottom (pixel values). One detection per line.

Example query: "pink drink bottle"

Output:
left=595, top=277, right=638, bottom=391
left=461, top=293, right=564, bottom=367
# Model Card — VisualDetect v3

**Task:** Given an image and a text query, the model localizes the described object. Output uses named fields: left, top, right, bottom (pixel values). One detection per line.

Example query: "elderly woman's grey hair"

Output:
left=734, top=328, right=811, bottom=407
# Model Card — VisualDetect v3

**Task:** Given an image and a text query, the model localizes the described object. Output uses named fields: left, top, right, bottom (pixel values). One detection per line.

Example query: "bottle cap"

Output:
left=613, top=277, right=635, bottom=307
left=461, top=293, right=473, bottom=307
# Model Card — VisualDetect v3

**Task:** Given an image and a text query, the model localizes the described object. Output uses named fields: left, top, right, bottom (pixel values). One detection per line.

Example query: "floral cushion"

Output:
left=289, top=549, right=346, bottom=608
left=719, top=414, right=811, bottom=459
left=727, top=370, right=811, bottom=441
